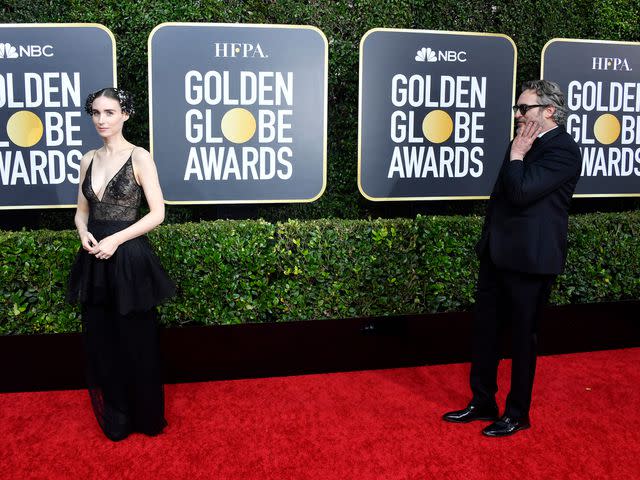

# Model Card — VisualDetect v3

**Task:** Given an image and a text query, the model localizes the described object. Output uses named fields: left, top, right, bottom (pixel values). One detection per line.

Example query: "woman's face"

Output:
left=90, top=95, right=129, bottom=138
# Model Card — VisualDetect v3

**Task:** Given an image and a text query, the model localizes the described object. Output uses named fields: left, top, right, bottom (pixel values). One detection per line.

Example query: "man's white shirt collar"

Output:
left=538, top=125, right=559, bottom=138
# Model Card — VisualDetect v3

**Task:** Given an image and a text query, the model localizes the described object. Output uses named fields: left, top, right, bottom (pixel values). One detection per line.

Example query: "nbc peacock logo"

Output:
left=415, top=47, right=437, bottom=62
left=0, top=43, right=19, bottom=59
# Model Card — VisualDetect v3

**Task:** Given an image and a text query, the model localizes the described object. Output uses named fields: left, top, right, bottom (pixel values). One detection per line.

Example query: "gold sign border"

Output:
left=541, top=37, right=640, bottom=198
left=0, top=23, right=117, bottom=210
left=357, top=27, right=518, bottom=202
left=148, top=22, right=328, bottom=205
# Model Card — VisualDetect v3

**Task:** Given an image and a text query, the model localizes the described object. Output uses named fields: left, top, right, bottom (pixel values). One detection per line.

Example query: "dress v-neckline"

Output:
left=89, top=155, right=132, bottom=202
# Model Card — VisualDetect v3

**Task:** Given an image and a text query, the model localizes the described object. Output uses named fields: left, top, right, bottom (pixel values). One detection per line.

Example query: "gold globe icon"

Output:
left=221, top=108, right=257, bottom=144
left=422, top=110, right=454, bottom=144
left=6, top=111, right=44, bottom=148
left=593, top=114, right=620, bottom=145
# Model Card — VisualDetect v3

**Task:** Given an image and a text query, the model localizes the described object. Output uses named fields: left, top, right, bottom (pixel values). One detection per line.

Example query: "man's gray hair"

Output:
left=521, top=79, right=567, bottom=126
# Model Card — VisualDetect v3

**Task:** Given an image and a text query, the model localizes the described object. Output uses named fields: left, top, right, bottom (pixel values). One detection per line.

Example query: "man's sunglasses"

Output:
left=512, top=104, right=548, bottom=115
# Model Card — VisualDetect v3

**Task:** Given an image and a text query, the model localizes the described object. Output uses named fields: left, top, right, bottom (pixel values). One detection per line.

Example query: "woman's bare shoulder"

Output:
left=131, top=146, right=154, bottom=165
left=80, top=149, right=98, bottom=168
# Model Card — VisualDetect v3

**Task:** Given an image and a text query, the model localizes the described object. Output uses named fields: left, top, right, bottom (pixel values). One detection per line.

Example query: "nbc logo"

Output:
left=415, top=47, right=437, bottom=62
left=415, top=46, right=467, bottom=63
left=0, top=42, right=54, bottom=59
left=0, top=43, right=19, bottom=59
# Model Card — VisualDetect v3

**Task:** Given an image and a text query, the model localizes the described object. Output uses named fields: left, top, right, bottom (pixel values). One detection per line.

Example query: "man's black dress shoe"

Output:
left=442, top=404, right=499, bottom=423
left=482, top=416, right=530, bottom=437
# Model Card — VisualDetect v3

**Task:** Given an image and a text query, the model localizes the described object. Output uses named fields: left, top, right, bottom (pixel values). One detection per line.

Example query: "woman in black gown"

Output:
left=68, top=88, right=175, bottom=441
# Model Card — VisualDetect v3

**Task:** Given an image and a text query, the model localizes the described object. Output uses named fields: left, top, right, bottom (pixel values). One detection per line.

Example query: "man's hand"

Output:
left=510, top=121, right=543, bottom=161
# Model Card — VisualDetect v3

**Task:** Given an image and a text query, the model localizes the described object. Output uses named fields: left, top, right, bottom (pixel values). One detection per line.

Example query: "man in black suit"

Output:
left=442, top=79, right=582, bottom=436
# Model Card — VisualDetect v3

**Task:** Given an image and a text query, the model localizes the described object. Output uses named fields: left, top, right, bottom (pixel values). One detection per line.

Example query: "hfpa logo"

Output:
left=592, top=56, right=632, bottom=71
left=213, top=42, right=268, bottom=58
left=0, top=42, right=54, bottom=59
left=415, top=46, right=467, bottom=63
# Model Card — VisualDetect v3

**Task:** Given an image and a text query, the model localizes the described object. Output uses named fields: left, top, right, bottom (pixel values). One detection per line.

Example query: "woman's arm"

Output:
left=74, top=151, right=99, bottom=254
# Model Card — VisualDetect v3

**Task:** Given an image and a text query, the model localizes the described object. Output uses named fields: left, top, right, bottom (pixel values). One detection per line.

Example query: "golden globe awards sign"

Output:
left=542, top=38, right=640, bottom=196
left=358, top=29, right=516, bottom=200
left=149, top=23, right=327, bottom=204
left=0, top=24, right=116, bottom=209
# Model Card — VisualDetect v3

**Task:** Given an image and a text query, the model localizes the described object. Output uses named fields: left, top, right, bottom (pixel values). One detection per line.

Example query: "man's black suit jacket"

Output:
left=476, top=126, right=582, bottom=275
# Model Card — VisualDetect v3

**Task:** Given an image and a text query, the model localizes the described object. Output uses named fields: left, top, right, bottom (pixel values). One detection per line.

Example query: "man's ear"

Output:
left=544, top=105, right=556, bottom=120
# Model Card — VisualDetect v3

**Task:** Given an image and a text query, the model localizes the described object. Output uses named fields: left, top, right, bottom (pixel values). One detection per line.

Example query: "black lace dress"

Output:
left=67, top=154, right=175, bottom=441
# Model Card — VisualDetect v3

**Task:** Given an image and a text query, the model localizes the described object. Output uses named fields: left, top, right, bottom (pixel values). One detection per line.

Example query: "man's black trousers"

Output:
left=469, top=252, right=555, bottom=419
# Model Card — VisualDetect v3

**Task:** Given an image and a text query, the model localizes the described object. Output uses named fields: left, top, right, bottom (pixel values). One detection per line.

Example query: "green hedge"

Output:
left=2, top=0, right=639, bottom=222
left=1, top=211, right=639, bottom=335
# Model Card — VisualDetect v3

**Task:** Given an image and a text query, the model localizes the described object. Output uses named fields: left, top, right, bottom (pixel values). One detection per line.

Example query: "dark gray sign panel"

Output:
left=149, top=23, right=327, bottom=204
left=359, top=28, right=516, bottom=201
left=0, top=24, right=116, bottom=209
left=542, top=38, right=640, bottom=197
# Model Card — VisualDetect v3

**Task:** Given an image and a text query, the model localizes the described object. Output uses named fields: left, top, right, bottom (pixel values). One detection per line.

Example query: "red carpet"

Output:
left=1, top=348, right=639, bottom=480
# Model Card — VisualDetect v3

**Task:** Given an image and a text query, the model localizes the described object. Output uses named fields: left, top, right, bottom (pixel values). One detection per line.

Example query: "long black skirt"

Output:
left=82, top=304, right=166, bottom=441
left=68, top=219, right=175, bottom=440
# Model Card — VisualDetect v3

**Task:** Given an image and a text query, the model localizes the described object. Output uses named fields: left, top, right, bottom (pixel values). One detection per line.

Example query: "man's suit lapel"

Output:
left=524, top=126, right=564, bottom=162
